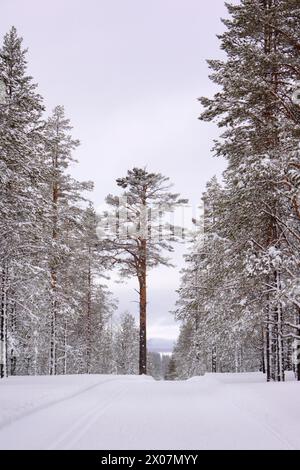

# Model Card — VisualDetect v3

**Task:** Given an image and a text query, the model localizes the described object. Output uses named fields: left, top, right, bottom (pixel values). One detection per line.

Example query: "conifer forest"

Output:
left=1, top=0, right=300, bottom=452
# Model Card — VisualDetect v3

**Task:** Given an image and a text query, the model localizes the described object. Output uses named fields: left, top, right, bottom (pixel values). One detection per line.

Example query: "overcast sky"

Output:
left=1, top=0, right=232, bottom=347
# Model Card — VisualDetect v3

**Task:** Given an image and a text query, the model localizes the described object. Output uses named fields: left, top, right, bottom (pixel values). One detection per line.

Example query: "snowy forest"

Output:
left=0, top=27, right=179, bottom=381
left=1, top=0, right=300, bottom=387
left=174, top=0, right=300, bottom=383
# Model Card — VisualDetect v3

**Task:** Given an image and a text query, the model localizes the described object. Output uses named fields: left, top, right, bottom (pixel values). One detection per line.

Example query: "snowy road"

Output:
left=0, top=373, right=299, bottom=450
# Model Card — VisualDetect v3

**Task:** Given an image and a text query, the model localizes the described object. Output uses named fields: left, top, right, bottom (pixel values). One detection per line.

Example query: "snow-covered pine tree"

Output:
left=199, top=0, right=300, bottom=381
left=114, top=312, right=139, bottom=375
left=174, top=176, right=263, bottom=378
left=147, top=352, right=163, bottom=380
left=0, top=28, right=118, bottom=378
left=164, top=356, right=177, bottom=381
left=90, top=286, right=117, bottom=374
left=100, top=168, right=188, bottom=375
left=75, top=205, right=114, bottom=374
left=67, top=281, right=116, bottom=375
left=43, top=105, right=93, bottom=375
left=0, top=27, right=46, bottom=378
left=172, top=322, right=195, bottom=380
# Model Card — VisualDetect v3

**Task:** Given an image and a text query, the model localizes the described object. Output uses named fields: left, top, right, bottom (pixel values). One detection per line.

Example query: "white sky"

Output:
left=1, top=0, right=232, bottom=344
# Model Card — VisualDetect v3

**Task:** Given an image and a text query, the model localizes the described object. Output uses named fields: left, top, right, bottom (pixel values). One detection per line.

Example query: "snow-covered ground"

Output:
left=0, top=372, right=299, bottom=450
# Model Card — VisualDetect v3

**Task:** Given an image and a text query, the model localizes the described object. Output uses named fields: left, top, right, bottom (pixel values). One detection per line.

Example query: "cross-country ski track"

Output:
left=0, top=373, right=300, bottom=450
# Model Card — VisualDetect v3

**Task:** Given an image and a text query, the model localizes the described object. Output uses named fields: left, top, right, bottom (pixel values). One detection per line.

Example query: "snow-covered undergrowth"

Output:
left=0, top=373, right=299, bottom=450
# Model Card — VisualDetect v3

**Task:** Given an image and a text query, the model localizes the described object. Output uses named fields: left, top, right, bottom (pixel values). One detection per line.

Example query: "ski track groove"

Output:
left=226, top=390, right=296, bottom=450
left=0, top=377, right=125, bottom=432
left=1, top=376, right=299, bottom=450
left=47, top=384, right=129, bottom=450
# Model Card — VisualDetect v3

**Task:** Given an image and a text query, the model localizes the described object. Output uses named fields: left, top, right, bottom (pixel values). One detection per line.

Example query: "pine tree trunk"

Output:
left=33, top=327, right=38, bottom=376
left=50, top=268, right=57, bottom=375
left=266, top=315, right=271, bottom=381
left=10, top=300, right=17, bottom=376
left=276, top=270, right=285, bottom=382
left=235, top=345, right=239, bottom=374
left=296, top=309, right=300, bottom=381
left=139, top=238, right=147, bottom=375
left=194, top=313, right=202, bottom=372
left=267, top=300, right=277, bottom=381
left=0, top=266, right=7, bottom=379
left=212, top=345, right=217, bottom=373
left=64, top=320, right=68, bottom=375
left=86, top=256, right=92, bottom=374
left=270, top=315, right=277, bottom=382
left=286, top=338, right=293, bottom=372
left=50, top=154, right=58, bottom=376
left=10, top=349, right=16, bottom=376
left=262, top=327, right=267, bottom=375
